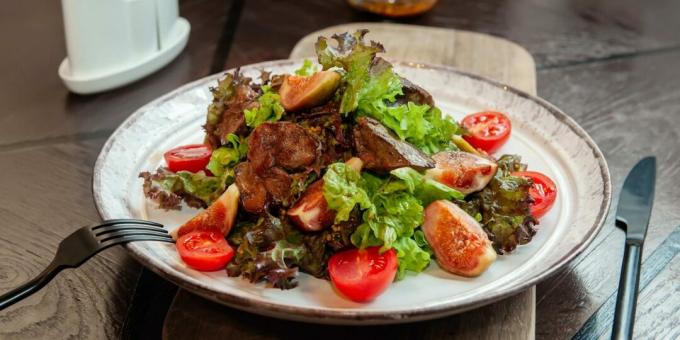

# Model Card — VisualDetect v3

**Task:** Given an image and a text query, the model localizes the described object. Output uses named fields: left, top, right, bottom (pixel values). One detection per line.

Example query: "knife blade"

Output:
left=615, top=156, right=657, bottom=243
left=612, top=156, right=656, bottom=340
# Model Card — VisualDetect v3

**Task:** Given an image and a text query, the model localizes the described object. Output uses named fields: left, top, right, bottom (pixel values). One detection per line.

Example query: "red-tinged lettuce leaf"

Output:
left=203, top=69, right=259, bottom=148
left=459, top=154, right=537, bottom=254
left=315, top=29, right=399, bottom=114
left=227, top=215, right=307, bottom=289
left=139, top=168, right=226, bottom=210
left=314, top=30, right=461, bottom=155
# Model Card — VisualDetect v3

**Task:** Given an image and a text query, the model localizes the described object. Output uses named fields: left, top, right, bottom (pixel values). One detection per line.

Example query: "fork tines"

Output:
left=92, top=219, right=173, bottom=246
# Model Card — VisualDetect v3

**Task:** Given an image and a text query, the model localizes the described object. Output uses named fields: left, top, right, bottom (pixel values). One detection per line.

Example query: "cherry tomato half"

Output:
left=511, top=171, right=557, bottom=219
left=164, top=144, right=212, bottom=173
left=176, top=230, right=234, bottom=271
left=328, top=246, right=398, bottom=302
left=461, top=111, right=512, bottom=154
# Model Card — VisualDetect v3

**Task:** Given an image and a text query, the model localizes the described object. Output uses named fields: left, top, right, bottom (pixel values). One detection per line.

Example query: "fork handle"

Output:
left=0, top=260, right=63, bottom=311
left=612, top=242, right=642, bottom=340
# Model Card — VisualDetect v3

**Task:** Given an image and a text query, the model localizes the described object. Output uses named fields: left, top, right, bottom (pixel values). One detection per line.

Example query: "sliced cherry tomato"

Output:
left=328, top=246, right=398, bottom=302
left=461, top=111, right=512, bottom=154
left=164, top=144, right=212, bottom=173
left=176, top=230, right=234, bottom=271
left=511, top=171, right=557, bottom=219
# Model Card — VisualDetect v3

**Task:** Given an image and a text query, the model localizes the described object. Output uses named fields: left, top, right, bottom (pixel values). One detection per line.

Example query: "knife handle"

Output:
left=612, top=242, right=643, bottom=340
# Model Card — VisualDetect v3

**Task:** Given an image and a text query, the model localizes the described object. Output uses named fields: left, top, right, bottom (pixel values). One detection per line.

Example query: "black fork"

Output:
left=0, top=219, right=173, bottom=311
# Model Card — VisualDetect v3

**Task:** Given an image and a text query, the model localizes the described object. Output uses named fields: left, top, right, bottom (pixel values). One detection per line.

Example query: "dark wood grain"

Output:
left=0, top=0, right=227, bottom=147
left=0, top=1, right=232, bottom=337
left=534, top=50, right=680, bottom=338
left=633, top=252, right=680, bottom=339
left=164, top=288, right=533, bottom=340
left=223, top=0, right=680, bottom=70
left=1, top=0, right=680, bottom=338
left=0, top=139, right=141, bottom=339
left=573, top=226, right=680, bottom=339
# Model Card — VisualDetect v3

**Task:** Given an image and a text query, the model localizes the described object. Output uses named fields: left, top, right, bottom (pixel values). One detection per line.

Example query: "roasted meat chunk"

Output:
left=353, top=117, right=434, bottom=173
left=261, top=167, right=294, bottom=204
left=234, top=162, right=268, bottom=213
left=397, top=76, right=434, bottom=107
left=248, top=122, right=320, bottom=175
left=294, top=102, right=351, bottom=168
left=235, top=161, right=305, bottom=213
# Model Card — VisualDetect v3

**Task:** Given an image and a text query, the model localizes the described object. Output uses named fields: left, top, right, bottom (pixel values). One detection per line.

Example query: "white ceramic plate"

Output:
left=93, top=59, right=611, bottom=324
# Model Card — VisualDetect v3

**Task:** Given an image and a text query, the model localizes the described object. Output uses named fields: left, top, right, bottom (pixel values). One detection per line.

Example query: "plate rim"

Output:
left=92, top=58, right=612, bottom=324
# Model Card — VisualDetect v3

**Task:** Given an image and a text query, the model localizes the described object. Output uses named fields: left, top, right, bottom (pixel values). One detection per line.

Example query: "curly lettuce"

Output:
left=315, top=29, right=461, bottom=155
left=227, top=215, right=308, bottom=289
left=294, top=59, right=322, bottom=76
left=389, top=167, right=464, bottom=205
left=322, top=163, right=465, bottom=278
left=316, top=29, right=394, bottom=114
left=244, top=84, right=285, bottom=128
left=206, top=133, right=248, bottom=177
left=460, top=155, right=537, bottom=254
left=351, top=173, right=427, bottom=279
left=322, top=163, right=373, bottom=222
left=139, top=168, right=226, bottom=210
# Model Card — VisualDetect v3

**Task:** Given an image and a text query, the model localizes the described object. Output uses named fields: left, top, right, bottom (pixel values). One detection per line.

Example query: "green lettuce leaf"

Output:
left=355, top=191, right=423, bottom=250
left=206, top=133, right=248, bottom=177
left=389, top=167, right=464, bottom=204
left=140, top=168, right=227, bottom=210
left=314, top=29, right=461, bottom=155
left=244, top=84, right=285, bottom=128
left=322, top=164, right=444, bottom=278
left=294, top=59, right=321, bottom=76
left=359, top=102, right=461, bottom=155
left=393, top=236, right=432, bottom=280
left=315, top=29, right=399, bottom=114
left=350, top=171, right=433, bottom=278
left=270, top=239, right=307, bottom=269
left=322, top=163, right=372, bottom=223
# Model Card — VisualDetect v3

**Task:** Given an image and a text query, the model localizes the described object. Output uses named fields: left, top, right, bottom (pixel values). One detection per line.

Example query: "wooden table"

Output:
left=1, top=0, right=679, bottom=339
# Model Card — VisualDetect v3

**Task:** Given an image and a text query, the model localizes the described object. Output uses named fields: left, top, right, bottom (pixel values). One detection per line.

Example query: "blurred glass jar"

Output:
left=347, top=0, right=438, bottom=17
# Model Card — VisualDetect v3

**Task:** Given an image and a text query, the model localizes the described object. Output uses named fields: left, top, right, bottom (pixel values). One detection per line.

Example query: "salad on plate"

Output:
left=139, top=30, right=557, bottom=303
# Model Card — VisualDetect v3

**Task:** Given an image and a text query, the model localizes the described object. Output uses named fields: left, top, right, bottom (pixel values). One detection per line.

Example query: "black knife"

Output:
left=611, top=156, right=656, bottom=340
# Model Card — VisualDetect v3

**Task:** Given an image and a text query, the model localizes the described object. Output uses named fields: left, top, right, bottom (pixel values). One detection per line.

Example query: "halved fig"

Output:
left=425, top=151, right=497, bottom=195
left=171, top=183, right=240, bottom=239
left=287, top=157, right=364, bottom=232
left=287, top=180, right=336, bottom=232
left=422, top=200, right=496, bottom=277
left=279, top=71, right=341, bottom=111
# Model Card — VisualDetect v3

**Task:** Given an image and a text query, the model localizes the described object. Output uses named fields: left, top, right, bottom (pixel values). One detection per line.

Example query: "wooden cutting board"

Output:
left=163, top=23, right=537, bottom=340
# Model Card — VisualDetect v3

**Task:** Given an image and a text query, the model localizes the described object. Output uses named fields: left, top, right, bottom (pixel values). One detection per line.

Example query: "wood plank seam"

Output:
left=537, top=43, right=680, bottom=70
left=209, top=0, right=246, bottom=74
left=0, top=129, right=115, bottom=153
